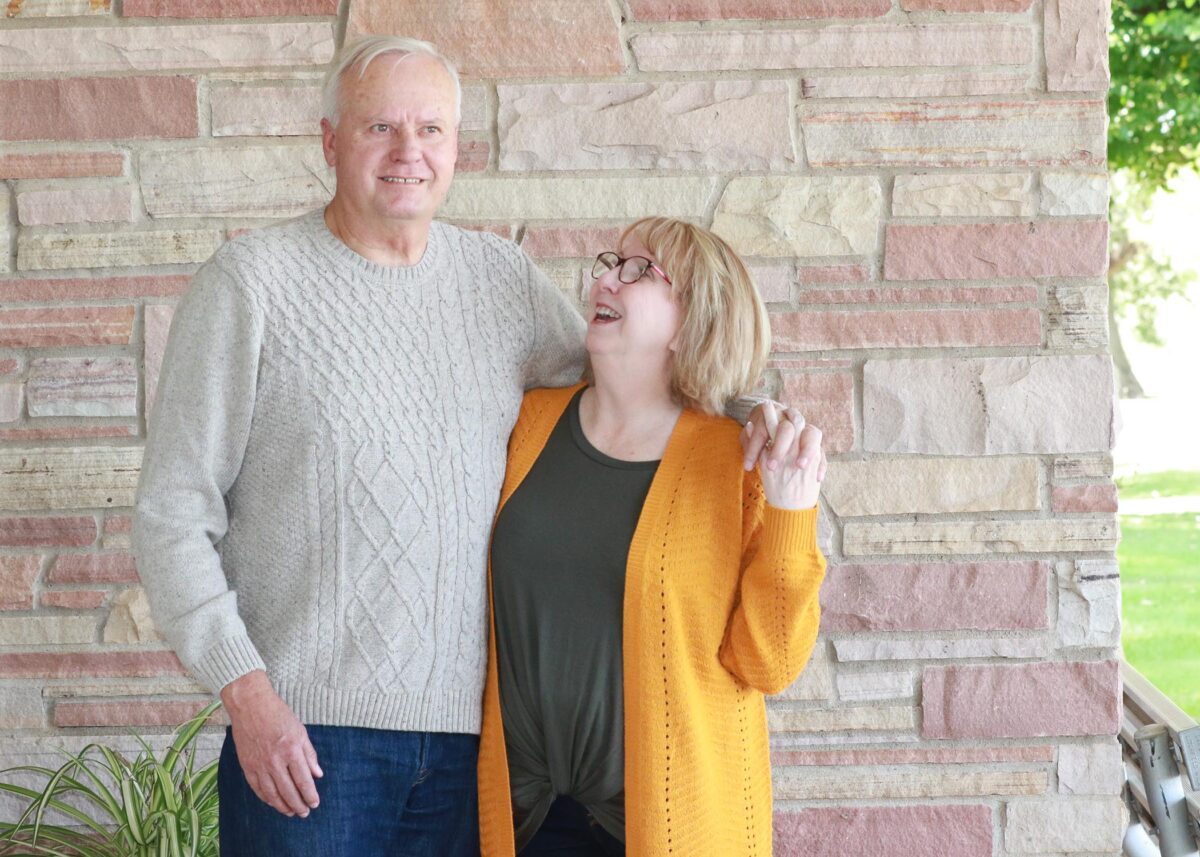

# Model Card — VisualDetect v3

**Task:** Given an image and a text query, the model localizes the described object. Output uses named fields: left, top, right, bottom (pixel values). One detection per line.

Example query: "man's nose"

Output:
left=388, top=128, right=421, bottom=160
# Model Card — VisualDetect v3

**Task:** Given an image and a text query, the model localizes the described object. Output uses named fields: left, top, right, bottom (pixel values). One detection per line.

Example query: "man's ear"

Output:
left=320, top=117, right=337, bottom=168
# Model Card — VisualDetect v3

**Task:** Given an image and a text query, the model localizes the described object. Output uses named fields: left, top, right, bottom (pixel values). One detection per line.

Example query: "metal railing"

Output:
left=1121, top=660, right=1200, bottom=857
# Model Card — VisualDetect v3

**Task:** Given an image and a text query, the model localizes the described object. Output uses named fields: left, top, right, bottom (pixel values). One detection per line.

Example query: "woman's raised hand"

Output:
left=744, top=402, right=823, bottom=510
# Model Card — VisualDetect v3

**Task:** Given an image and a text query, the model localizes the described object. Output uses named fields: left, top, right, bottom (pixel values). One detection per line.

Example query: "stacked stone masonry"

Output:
left=0, top=0, right=1120, bottom=852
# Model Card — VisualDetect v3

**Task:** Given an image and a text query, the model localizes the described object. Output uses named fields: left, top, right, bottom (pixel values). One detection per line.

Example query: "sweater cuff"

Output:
left=191, top=633, right=267, bottom=695
left=759, top=505, right=819, bottom=560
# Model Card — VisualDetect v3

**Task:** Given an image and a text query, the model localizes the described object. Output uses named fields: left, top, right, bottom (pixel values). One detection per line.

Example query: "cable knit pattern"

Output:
left=478, top=384, right=827, bottom=856
left=133, top=210, right=586, bottom=735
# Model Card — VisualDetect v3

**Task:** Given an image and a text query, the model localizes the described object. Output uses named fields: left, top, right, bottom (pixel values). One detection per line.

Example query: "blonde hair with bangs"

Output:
left=620, top=217, right=770, bottom=416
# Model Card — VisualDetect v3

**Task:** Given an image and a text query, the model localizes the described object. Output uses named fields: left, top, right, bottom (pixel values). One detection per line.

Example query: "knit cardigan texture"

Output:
left=478, top=384, right=827, bottom=856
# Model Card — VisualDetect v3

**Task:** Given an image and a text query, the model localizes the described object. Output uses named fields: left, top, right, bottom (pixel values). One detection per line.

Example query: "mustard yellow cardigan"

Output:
left=478, top=384, right=826, bottom=856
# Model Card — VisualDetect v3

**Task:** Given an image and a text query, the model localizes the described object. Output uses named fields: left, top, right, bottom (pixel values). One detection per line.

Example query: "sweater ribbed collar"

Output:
left=302, top=208, right=451, bottom=285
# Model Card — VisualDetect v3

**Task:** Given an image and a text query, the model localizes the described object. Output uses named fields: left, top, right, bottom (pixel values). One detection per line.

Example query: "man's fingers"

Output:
left=271, top=764, right=312, bottom=817
left=256, top=773, right=292, bottom=817
left=303, top=737, right=323, bottom=779
left=742, top=417, right=770, bottom=470
left=288, top=757, right=321, bottom=810
left=766, top=418, right=798, bottom=472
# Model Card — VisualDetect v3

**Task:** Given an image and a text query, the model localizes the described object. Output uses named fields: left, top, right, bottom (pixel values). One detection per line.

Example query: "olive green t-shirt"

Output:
left=491, top=388, right=659, bottom=848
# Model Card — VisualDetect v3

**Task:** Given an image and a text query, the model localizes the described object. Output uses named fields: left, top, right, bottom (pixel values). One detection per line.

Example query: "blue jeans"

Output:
left=218, top=724, right=480, bottom=856
left=519, top=796, right=625, bottom=857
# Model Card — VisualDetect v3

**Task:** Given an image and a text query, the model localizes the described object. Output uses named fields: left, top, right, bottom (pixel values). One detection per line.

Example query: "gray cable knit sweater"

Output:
left=133, top=210, right=586, bottom=735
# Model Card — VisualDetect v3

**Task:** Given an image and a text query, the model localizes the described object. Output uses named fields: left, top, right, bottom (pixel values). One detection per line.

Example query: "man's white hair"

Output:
left=320, top=35, right=462, bottom=127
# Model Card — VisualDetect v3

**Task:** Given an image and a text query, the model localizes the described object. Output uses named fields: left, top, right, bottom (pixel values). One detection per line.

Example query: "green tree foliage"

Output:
left=1107, top=0, right=1200, bottom=394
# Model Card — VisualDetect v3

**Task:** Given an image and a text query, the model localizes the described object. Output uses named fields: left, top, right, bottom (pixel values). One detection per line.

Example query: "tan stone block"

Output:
left=0, top=185, right=11, bottom=275
left=801, top=72, right=1030, bottom=99
left=27, top=357, right=138, bottom=418
left=0, top=615, right=96, bottom=646
left=1057, top=561, right=1121, bottom=649
left=892, top=173, right=1035, bottom=217
left=498, top=81, right=794, bottom=171
left=843, top=519, right=1119, bottom=556
left=1041, top=172, right=1109, bottom=215
left=144, top=304, right=175, bottom=419
left=103, top=588, right=163, bottom=644
left=1058, top=742, right=1123, bottom=795
left=0, top=383, right=16, bottom=425
left=140, top=145, right=333, bottom=218
left=0, top=447, right=142, bottom=511
left=1005, top=797, right=1125, bottom=852
left=804, top=100, right=1106, bottom=168
left=712, top=177, right=881, bottom=257
left=42, top=677, right=208, bottom=697
left=211, top=83, right=323, bottom=137
left=773, top=642, right=834, bottom=701
left=347, top=0, right=624, bottom=77
left=767, top=704, right=915, bottom=733
left=4, top=0, right=111, bottom=17
left=863, top=356, right=1116, bottom=455
left=18, top=228, right=222, bottom=270
left=774, top=766, right=1046, bottom=800
left=1048, top=283, right=1108, bottom=349
left=832, top=637, right=1050, bottom=661
left=632, top=24, right=1030, bottom=71
left=0, top=22, right=334, bottom=75
left=441, top=177, right=717, bottom=222
left=836, top=670, right=915, bottom=702
left=0, top=557, right=41, bottom=611
left=1054, top=455, right=1112, bottom=481
left=1045, top=0, right=1111, bottom=91
left=821, top=457, right=1039, bottom=517
left=0, top=688, right=45, bottom=730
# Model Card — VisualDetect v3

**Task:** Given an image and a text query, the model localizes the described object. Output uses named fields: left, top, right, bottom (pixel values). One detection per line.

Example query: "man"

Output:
left=133, top=35, right=824, bottom=856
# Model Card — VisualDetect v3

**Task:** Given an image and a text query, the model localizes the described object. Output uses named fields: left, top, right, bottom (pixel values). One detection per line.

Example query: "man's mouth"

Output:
left=380, top=177, right=423, bottom=184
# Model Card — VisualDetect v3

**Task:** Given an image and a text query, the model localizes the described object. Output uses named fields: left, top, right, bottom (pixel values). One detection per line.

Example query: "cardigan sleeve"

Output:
left=718, top=471, right=826, bottom=695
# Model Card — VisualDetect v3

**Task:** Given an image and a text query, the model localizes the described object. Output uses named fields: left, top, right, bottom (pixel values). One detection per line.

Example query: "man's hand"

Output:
left=220, top=670, right=323, bottom=818
left=744, top=403, right=823, bottom=510
left=741, top=401, right=827, bottom=481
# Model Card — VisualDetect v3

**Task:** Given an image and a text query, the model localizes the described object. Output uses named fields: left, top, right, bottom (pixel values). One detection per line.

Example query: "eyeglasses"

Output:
left=590, top=251, right=672, bottom=286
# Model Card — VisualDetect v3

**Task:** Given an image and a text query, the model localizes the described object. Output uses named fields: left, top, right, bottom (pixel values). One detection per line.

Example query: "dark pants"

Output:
left=218, top=724, right=480, bottom=857
left=519, top=796, right=625, bottom=857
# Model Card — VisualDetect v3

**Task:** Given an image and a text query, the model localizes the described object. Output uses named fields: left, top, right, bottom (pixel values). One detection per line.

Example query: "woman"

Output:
left=478, top=218, right=826, bottom=856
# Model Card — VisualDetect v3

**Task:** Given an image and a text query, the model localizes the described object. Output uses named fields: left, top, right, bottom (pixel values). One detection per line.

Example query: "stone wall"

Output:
left=0, top=0, right=1121, bottom=852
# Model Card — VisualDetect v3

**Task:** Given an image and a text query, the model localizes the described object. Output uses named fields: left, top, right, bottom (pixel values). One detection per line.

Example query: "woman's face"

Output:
left=584, top=237, right=683, bottom=367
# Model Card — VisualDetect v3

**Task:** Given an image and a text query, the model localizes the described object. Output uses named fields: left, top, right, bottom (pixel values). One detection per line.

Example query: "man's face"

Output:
left=321, top=53, right=459, bottom=229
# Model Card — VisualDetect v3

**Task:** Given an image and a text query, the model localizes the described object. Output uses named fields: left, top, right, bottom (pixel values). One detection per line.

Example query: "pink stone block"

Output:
left=1045, top=0, right=1110, bottom=91
left=41, top=589, right=109, bottom=610
left=0, top=426, right=136, bottom=442
left=773, top=745, right=1053, bottom=766
left=0, top=360, right=19, bottom=376
left=796, top=264, right=871, bottom=284
left=54, top=699, right=228, bottom=728
left=781, top=372, right=854, bottom=454
left=348, top=0, right=625, bottom=77
left=801, top=71, right=1029, bottom=99
left=105, top=516, right=133, bottom=535
left=0, top=556, right=41, bottom=611
left=798, top=284, right=1039, bottom=304
left=1055, top=483, right=1119, bottom=513
left=0, top=517, right=96, bottom=548
left=922, top=660, right=1120, bottom=739
left=750, top=265, right=792, bottom=303
left=124, top=0, right=337, bottom=14
left=630, top=0, right=890, bottom=19
left=457, top=139, right=490, bottom=173
left=820, top=561, right=1049, bottom=631
left=774, top=805, right=993, bottom=857
left=47, top=553, right=139, bottom=585
left=0, top=307, right=135, bottom=348
left=0, top=651, right=186, bottom=679
left=17, top=185, right=135, bottom=226
left=0, top=152, right=125, bottom=180
left=522, top=227, right=623, bottom=259
left=0, top=77, right=197, bottom=142
left=0, top=276, right=190, bottom=303
left=144, top=304, right=176, bottom=418
left=0, top=382, right=21, bottom=423
left=885, top=221, right=1108, bottom=280
left=772, top=308, right=1041, bottom=351
left=903, top=0, right=1029, bottom=8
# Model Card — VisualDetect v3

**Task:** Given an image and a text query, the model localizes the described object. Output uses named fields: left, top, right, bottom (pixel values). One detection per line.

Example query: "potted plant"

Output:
left=0, top=702, right=221, bottom=857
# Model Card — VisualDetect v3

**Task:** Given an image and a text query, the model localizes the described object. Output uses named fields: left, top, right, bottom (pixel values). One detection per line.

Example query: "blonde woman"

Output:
left=477, top=218, right=827, bottom=856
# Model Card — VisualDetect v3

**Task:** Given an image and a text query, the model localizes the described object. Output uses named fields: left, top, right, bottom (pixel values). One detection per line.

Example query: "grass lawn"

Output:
left=1116, top=468, right=1200, bottom=499
left=1118, top=511, right=1200, bottom=719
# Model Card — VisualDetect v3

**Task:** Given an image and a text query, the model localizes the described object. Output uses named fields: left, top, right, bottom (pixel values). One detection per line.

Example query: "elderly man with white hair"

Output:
left=133, top=35, right=823, bottom=856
